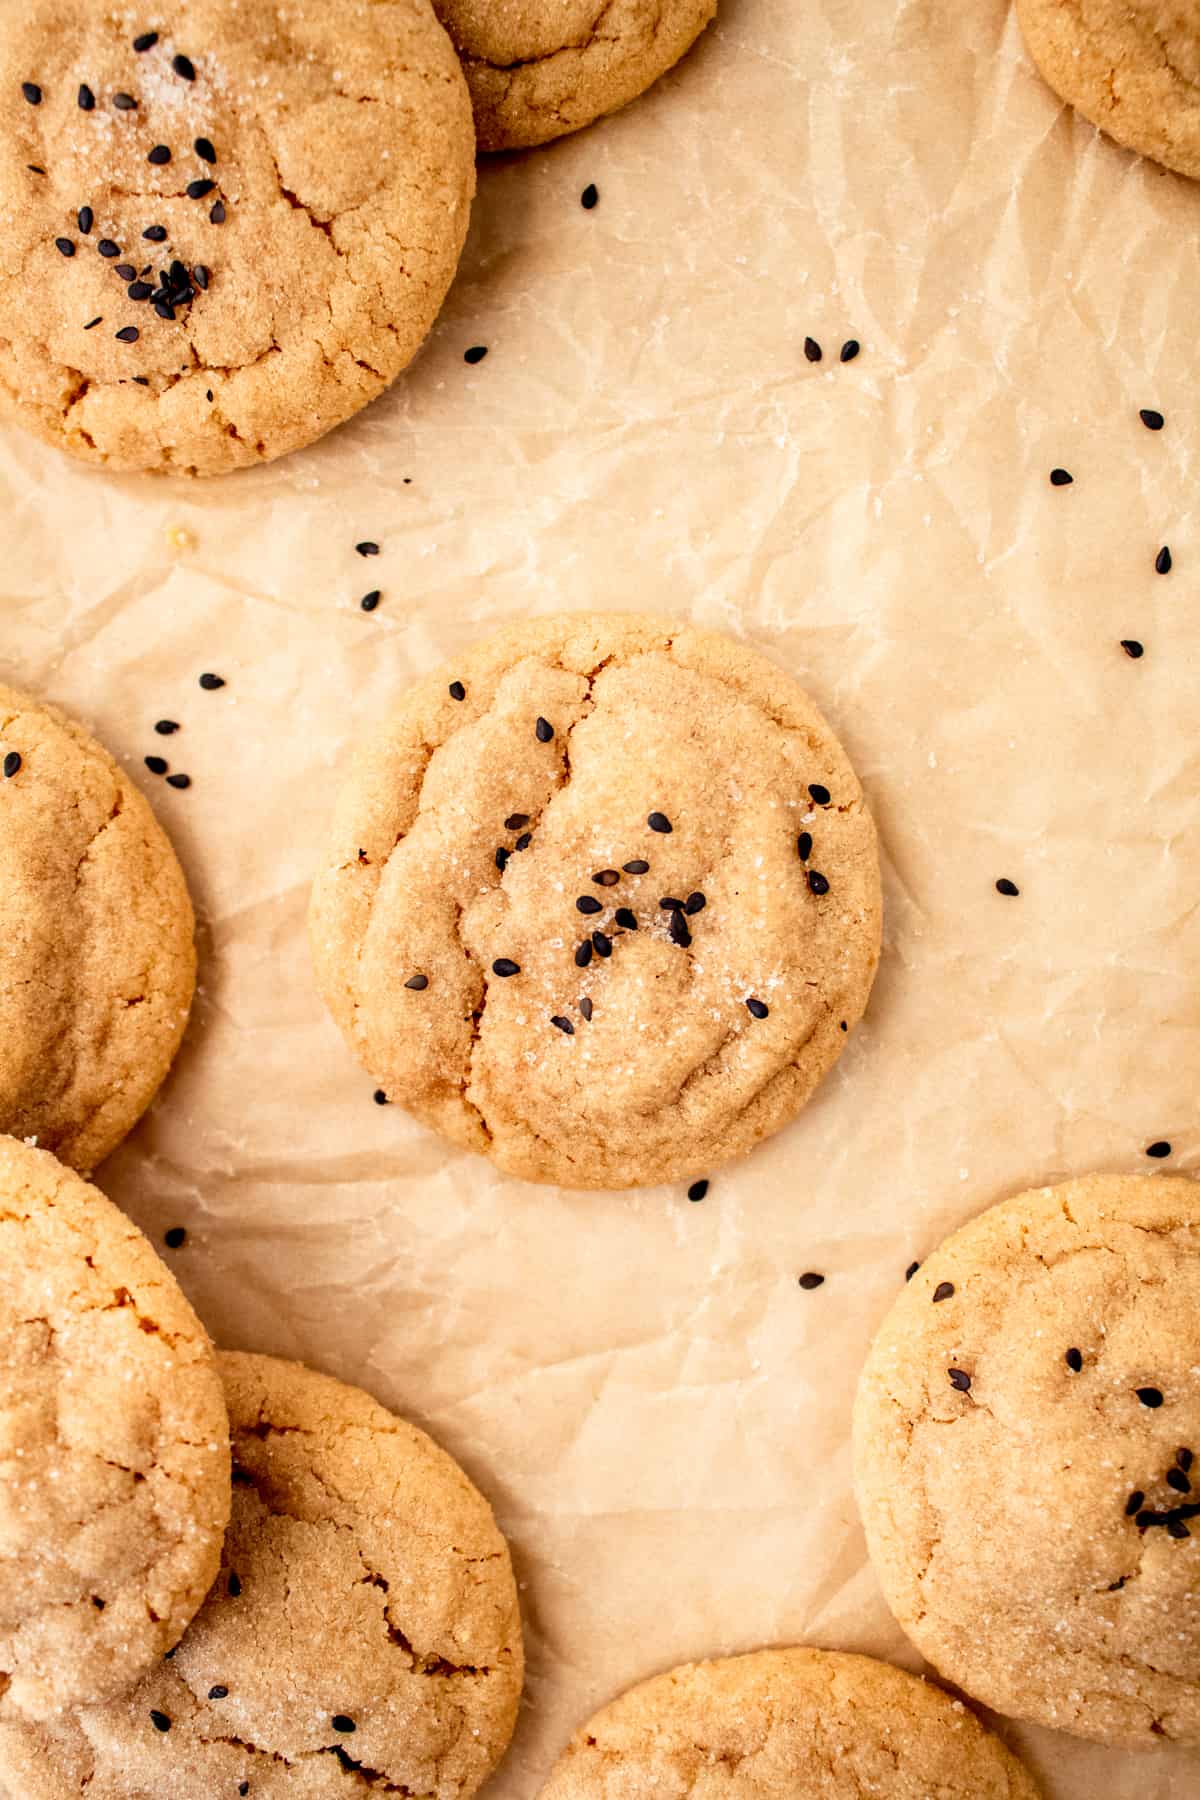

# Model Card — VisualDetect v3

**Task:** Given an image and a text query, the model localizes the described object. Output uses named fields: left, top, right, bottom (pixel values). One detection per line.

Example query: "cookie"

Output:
left=0, top=1, right=475, bottom=475
left=309, top=613, right=881, bottom=1190
left=537, top=1646, right=1041, bottom=1797
left=0, top=683, right=195, bottom=1172
left=854, top=1172, right=1200, bottom=1746
left=0, top=1351, right=524, bottom=1797
left=434, top=0, right=717, bottom=151
left=1017, top=0, right=1200, bottom=182
left=0, top=1136, right=229, bottom=1723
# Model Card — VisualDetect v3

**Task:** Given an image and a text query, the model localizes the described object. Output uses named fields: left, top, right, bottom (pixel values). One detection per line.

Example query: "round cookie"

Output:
left=537, top=1647, right=1041, bottom=1797
left=0, top=0, right=475, bottom=475
left=434, top=0, right=717, bottom=151
left=0, top=1351, right=524, bottom=1798
left=309, top=613, right=881, bottom=1190
left=0, top=683, right=195, bottom=1172
left=0, top=1136, right=230, bottom=1722
left=854, top=1173, right=1200, bottom=1747
left=1017, top=0, right=1200, bottom=182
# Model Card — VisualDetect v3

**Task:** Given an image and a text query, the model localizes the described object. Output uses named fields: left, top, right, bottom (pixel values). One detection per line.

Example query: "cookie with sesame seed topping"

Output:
left=0, top=682, right=195, bottom=1172
left=434, top=0, right=717, bottom=150
left=0, top=1136, right=230, bottom=1724
left=0, top=1351, right=523, bottom=1798
left=310, top=613, right=881, bottom=1189
left=537, top=1646, right=1042, bottom=1799
left=0, top=0, right=474, bottom=474
left=854, top=1172, right=1200, bottom=1746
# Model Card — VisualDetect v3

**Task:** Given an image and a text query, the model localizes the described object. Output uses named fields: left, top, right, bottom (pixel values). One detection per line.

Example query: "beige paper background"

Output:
left=2, top=0, right=1199, bottom=1792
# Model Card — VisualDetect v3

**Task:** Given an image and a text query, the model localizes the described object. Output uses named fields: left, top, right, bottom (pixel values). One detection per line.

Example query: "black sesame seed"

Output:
left=614, top=907, right=637, bottom=930
left=148, top=144, right=171, bottom=164
left=55, top=237, right=75, bottom=257
left=404, top=974, right=429, bottom=991
left=227, top=1572, right=242, bottom=1596
left=83, top=316, right=102, bottom=330
left=173, top=54, right=196, bottom=80
left=209, top=200, right=226, bottom=223
left=1156, top=545, right=1172, bottom=575
left=1065, top=1347, right=1083, bottom=1372
left=373, top=1089, right=388, bottom=1105
left=464, top=345, right=488, bottom=364
left=808, top=783, right=831, bottom=805
left=492, top=958, right=520, bottom=977
left=668, top=910, right=692, bottom=948
left=995, top=877, right=1020, bottom=897
left=98, top=239, right=121, bottom=258
left=198, top=672, right=225, bottom=690
left=194, top=136, right=216, bottom=163
left=114, top=263, right=137, bottom=280
left=948, top=1368, right=972, bottom=1392
left=2, top=752, right=21, bottom=778
left=684, top=892, right=706, bottom=915
left=581, top=183, right=599, bottom=209
left=143, top=225, right=167, bottom=242
left=515, top=832, right=531, bottom=851
left=647, top=811, right=672, bottom=834
left=26, top=164, right=45, bottom=174
left=797, top=831, right=812, bottom=861
left=115, top=325, right=140, bottom=342
left=840, top=339, right=860, bottom=363
left=187, top=178, right=215, bottom=199
left=807, top=870, right=830, bottom=896
left=535, top=716, right=554, bottom=742
left=575, top=940, right=593, bottom=968
left=208, top=1684, right=228, bottom=1700
left=1137, top=1387, right=1165, bottom=1408
left=1120, top=639, right=1144, bottom=659
left=804, top=336, right=822, bottom=363
left=164, top=1226, right=186, bottom=1248
left=239, top=1786, right=249, bottom=1797
left=1049, top=468, right=1073, bottom=486
left=78, top=83, right=95, bottom=111
left=1168, top=1468, right=1192, bottom=1494
left=495, top=846, right=509, bottom=872
left=932, top=1281, right=955, bottom=1303
left=1168, top=1518, right=1191, bottom=1538
left=623, top=859, right=649, bottom=873
left=128, top=281, right=153, bottom=300
left=1125, top=1490, right=1145, bottom=1516
left=449, top=680, right=466, bottom=701
left=22, top=83, right=42, bottom=106
left=113, top=93, right=138, bottom=111
left=149, top=1709, right=171, bottom=1732
left=580, top=996, right=593, bottom=1021
left=593, top=869, right=620, bottom=886
left=905, top=1261, right=920, bottom=1281
left=1179, top=1449, right=1195, bottom=1471
left=360, top=590, right=381, bottom=613
left=77, top=206, right=94, bottom=232
left=551, top=1015, right=575, bottom=1035
left=1147, top=1140, right=1172, bottom=1158
left=745, top=997, right=769, bottom=1019
left=798, top=1272, right=825, bottom=1290
left=357, top=541, right=380, bottom=558
left=592, top=931, right=612, bottom=957
left=132, top=376, right=150, bottom=386
left=504, top=814, right=529, bottom=831
left=154, top=720, right=179, bottom=735
left=576, top=894, right=602, bottom=915
left=688, top=1178, right=708, bottom=1202
left=1140, top=409, right=1165, bottom=431
left=144, top=755, right=168, bottom=775
left=660, top=897, right=683, bottom=912
left=134, top=31, right=159, bottom=51
left=331, top=1716, right=355, bottom=1734
left=166, top=772, right=191, bottom=789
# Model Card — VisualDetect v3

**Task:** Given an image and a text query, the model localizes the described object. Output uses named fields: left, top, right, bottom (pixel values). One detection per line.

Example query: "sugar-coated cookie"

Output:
left=434, top=0, right=717, bottom=150
left=310, top=613, right=881, bottom=1190
left=0, top=0, right=475, bottom=474
left=538, top=1646, right=1042, bottom=1797
left=1017, top=0, right=1200, bottom=181
left=0, top=1137, right=229, bottom=1722
left=0, top=1351, right=523, bottom=1797
left=0, top=683, right=195, bottom=1172
left=854, top=1173, right=1200, bottom=1746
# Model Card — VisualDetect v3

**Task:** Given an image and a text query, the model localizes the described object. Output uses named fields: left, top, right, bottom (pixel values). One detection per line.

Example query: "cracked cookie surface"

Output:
left=537, top=1646, right=1041, bottom=1797
left=309, top=613, right=881, bottom=1190
left=0, top=682, right=195, bottom=1173
left=434, top=0, right=717, bottom=150
left=0, top=1136, right=230, bottom=1723
left=0, top=0, right=475, bottom=475
left=1017, top=0, right=1200, bottom=180
left=0, top=1351, right=524, bottom=1798
left=853, top=1172, right=1200, bottom=1746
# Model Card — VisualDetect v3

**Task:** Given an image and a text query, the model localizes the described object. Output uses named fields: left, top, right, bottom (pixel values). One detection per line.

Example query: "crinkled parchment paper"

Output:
left=2, top=1, right=1198, bottom=1793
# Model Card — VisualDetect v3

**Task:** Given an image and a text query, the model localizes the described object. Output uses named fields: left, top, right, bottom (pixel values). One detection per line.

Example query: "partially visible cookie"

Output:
left=0, top=1136, right=229, bottom=1722
left=0, top=1351, right=524, bottom=1798
left=1017, top=0, right=1200, bottom=181
left=0, top=683, right=195, bottom=1172
left=538, top=1647, right=1041, bottom=1797
left=854, top=1173, right=1200, bottom=1746
left=0, top=0, right=475, bottom=474
left=435, top=0, right=717, bottom=150
left=309, top=613, right=881, bottom=1190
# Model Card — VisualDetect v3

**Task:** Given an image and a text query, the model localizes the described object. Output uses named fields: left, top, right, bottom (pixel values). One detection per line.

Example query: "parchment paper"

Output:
left=2, top=0, right=1198, bottom=1792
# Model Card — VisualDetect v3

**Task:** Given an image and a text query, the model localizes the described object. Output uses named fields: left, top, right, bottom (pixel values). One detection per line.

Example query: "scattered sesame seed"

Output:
left=684, top=892, right=706, bottom=914
left=661, top=896, right=683, bottom=912
left=127, top=281, right=152, bottom=300
left=449, top=680, right=465, bottom=701
left=996, top=877, right=1019, bottom=896
left=186, top=178, right=215, bottom=199
left=1168, top=1468, right=1192, bottom=1494
left=166, top=772, right=191, bottom=789
left=1156, top=545, right=1172, bottom=575
left=1125, top=1490, right=1145, bottom=1516
left=134, top=31, right=159, bottom=50
left=623, top=859, right=649, bottom=874
left=239, top=1786, right=249, bottom=1797
left=55, top=237, right=75, bottom=257
left=798, top=1272, right=825, bottom=1290
left=615, top=907, right=637, bottom=930
left=1065, top=1347, right=1083, bottom=1372
left=78, top=83, right=96, bottom=111
left=373, top=1089, right=388, bottom=1105
left=575, top=940, right=592, bottom=967
left=1168, top=1518, right=1191, bottom=1538
left=535, top=716, right=554, bottom=742
left=149, top=1709, right=171, bottom=1732
left=745, top=997, right=769, bottom=1019
left=668, top=910, right=692, bottom=947
left=797, top=831, right=812, bottom=861
left=905, top=1261, right=920, bottom=1281
left=495, top=846, right=509, bottom=872
left=113, top=92, right=138, bottom=111
left=22, top=83, right=42, bottom=106
left=1120, top=639, right=1144, bottom=659
left=464, top=345, right=488, bottom=364
left=210, top=200, right=226, bottom=223
left=1179, top=1449, right=1194, bottom=1471
left=83, top=316, right=102, bottom=330
left=144, top=755, right=167, bottom=775
left=98, top=239, right=121, bottom=258
left=804, top=336, right=822, bottom=363
left=115, top=325, right=140, bottom=342
left=164, top=1226, right=186, bottom=1249
left=504, top=813, right=528, bottom=831
left=932, top=1281, right=955, bottom=1302
left=647, top=811, right=672, bottom=834
left=208, top=1685, right=228, bottom=1700
left=360, top=590, right=381, bottom=613
left=77, top=206, right=93, bottom=232
left=154, top=719, right=179, bottom=735
left=195, top=136, right=217, bottom=163
left=1137, top=1387, right=1165, bottom=1408
left=551, top=1015, right=574, bottom=1034
left=807, top=870, right=830, bottom=895
left=492, top=958, right=520, bottom=977
left=173, top=54, right=196, bottom=80
left=227, top=1572, right=241, bottom=1596
left=688, top=1178, right=708, bottom=1202
left=581, top=183, right=599, bottom=209
left=808, top=783, right=831, bottom=804
left=580, top=997, right=593, bottom=1021
left=356, top=541, right=380, bottom=557
left=331, top=1716, right=355, bottom=1734
left=948, top=1368, right=972, bottom=1392
left=593, top=869, right=620, bottom=886
left=198, top=672, right=225, bottom=690
left=592, top=931, right=612, bottom=957
left=840, top=339, right=860, bottom=363
left=1146, top=1140, right=1172, bottom=1158
left=515, top=832, right=531, bottom=850
left=576, top=895, right=602, bottom=915
left=148, top=143, right=171, bottom=164
left=404, top=974, right=429, bottom=991
left=143, top=224, right=167, bottom=242
left=114, top=263, right=137, bottom=280
left=1139, top=409, right=1164, bottom=431
left=2, top=752, right=21, bottom=778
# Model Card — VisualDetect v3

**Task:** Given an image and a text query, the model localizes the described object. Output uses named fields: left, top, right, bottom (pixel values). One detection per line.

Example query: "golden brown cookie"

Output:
left=0, top=1351, right=524, bottom=1798
left=854, top=1173, right=1200, bottom=1747
left=0, top=0, right=475, bottom=475
left=309, top=613, right=881, bottom=1190
left=0, top=1136, right=230, bottom=1723
left=538, top=1647, right=1042, bottom=1797
left=1017, top=0, right=1200, bottom=181
left=434, top=0, right=717, bottom=151
left=0, top=683, right=195, bottom=1172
